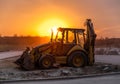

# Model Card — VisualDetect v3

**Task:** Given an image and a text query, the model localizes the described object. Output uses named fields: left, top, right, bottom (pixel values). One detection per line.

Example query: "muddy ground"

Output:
left=0, top=56, right=120, bottom=81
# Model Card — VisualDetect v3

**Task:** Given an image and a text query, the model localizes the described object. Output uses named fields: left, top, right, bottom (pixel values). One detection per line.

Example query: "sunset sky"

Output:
left=0, top=0, right=120, bottom=38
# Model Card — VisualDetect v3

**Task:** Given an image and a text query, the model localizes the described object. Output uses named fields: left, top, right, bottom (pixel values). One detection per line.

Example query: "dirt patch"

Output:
left=0, top=56, right=120, bottom=81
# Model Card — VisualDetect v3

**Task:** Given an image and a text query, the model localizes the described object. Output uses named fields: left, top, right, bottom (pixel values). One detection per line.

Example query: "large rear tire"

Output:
left=68, top=51, right=87, bottom=67
left=39, top=56, right=53, bottom=69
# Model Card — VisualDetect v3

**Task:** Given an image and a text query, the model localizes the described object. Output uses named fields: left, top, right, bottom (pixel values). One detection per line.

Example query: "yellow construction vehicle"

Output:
left=15, top=19, right=96, bottom=70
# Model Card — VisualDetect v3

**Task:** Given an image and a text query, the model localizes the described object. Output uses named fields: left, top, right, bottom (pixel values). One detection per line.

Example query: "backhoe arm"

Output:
left=84, top=19, right=97, bottom=65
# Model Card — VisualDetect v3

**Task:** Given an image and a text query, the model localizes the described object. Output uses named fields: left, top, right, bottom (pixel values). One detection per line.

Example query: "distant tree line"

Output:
left=0, top=36, right=49, bottom=45
left=0, top=36, right=120, bottom=48
left=95, top=37, right=120, bottom=48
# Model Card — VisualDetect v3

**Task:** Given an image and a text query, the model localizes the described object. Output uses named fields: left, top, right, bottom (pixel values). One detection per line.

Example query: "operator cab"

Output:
left=53, top=28, right=85, bottom=56
left=55, top=28, right=85, bottom=46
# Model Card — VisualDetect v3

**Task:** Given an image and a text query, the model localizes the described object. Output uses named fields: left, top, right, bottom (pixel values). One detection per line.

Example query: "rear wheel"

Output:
left=68, top=51, right=87, bottom=67
left=39, top=56, right=53, bottom=69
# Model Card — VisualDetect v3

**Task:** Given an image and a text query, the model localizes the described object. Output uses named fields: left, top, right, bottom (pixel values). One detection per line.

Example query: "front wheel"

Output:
left=39, top=56, right=53, bottom=69
left=68, top=51, right=87, bottom=67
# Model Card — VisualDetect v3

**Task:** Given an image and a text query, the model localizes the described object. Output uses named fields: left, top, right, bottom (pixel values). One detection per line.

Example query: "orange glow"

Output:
left=37, top=18, right=68, bottom=36
left=52, top=26, right=58, bottom=36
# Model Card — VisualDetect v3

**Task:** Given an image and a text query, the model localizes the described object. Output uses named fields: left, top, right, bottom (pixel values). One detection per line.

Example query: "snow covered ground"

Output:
left=95, top=48, right=120, bottom=55
left=0, top=51, right=23, bottom=59
left=95, top=55, right=120, bottom=65
left=0, top=51, right=120, bottom=65
left=0, top=51, right=120, bottom=81
left=5, top=74, right=120, bottom=84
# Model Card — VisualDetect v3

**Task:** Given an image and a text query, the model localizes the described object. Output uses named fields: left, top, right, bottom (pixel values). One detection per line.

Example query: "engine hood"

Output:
left=33, top=42, right=52, bottom=54
left=35, top=42, right=51, bottom=48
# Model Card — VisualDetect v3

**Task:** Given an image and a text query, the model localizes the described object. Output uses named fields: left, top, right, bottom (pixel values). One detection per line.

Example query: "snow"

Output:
left=95, top=48, right=120, bottom=55
left=0, top=51, right=120, bottom=65
left=95, top=55, right=120, bottom=65
left=0, top=51, right=23, bottom=59
left=4, top=74, right=120, bottom=84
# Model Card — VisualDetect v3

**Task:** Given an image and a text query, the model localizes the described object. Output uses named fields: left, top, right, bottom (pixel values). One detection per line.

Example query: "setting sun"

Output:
left=52, top=26, right=58, bottom=36
left=37, top=18, right=68, bottom=36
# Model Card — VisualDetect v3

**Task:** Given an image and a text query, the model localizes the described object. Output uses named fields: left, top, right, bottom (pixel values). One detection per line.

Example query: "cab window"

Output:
left=77, top=32, right=84, bottom=47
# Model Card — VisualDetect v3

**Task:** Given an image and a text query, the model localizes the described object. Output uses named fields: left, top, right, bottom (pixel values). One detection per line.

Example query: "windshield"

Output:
left=55, top=31, right=63, bottom=42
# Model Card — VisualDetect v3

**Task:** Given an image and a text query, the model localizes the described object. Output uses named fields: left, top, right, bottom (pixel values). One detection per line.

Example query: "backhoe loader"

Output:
left=15, top=19, right=97, bottom=70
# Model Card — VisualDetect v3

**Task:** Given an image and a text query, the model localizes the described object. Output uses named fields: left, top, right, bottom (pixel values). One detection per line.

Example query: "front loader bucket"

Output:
left=15, top=48, right=35, bottom=70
